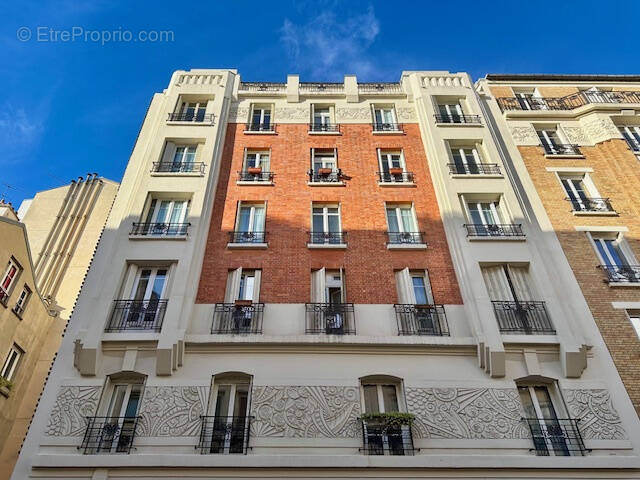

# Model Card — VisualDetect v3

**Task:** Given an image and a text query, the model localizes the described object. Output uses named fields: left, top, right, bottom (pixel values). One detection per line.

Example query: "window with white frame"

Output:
left=243, top=150, right=270, bottom=172
left=1, top=344, right=23, bottom=382
left=1, top=257, right=21, bottom=298
left=481, top=264, right=539, bottom=303
left=310, top=268, right=345, bottom=303
left=437, top=101, right=464, bottom=121
left=235, top=203, right=266, bottom=243
left=167, top=144, right=197, bottom=171
left=310, top=148, right=339, bottom=181
left=449, top=144, right=483, bottom=174
left=13, top=285, right=31, bottom=317
left=590, top=232, right=640, bottom=283
left=466, top=200, right=503, bottom=226
left=249, top=104, right=272, bottom=130
left=514, top=88, right=547, bottom=110
left=619, top=126, right=640, bottom=152
left=311, top=105, right=333, bottom=130
left=385, top=204, right=421, bottom=244
left=535, top=126, right=578, bottom=155
left=372, top=105, right=398, bottom=130
left=395, top=268, right=433, bottom=305
left=139, top=197, right=190, bottom=235
left=558, top=174, right=609, bottom=212
left=224, top=268, right=261, bottom=303
left=626, top=310, right=640, bottom=339
left=205, top=373, right=251, bottom=454
left=130, top=267, right=168, bottom=302
left=177, top=101, right=207, bottom=121
left=378, top=149, right=410, bottom=182
left=311, top=204, right=342, bottom=243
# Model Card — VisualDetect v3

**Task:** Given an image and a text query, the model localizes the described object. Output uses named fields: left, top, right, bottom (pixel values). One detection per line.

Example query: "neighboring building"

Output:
left=11, top=71, right=640, bottom=479
left=478, top=74, right=640, bottom=414
left=0, top=212, right=61, bottom=480
left=18, top=175, right=119, bottom=322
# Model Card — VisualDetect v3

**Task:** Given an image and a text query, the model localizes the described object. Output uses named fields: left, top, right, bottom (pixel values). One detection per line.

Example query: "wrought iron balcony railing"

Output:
left=373, top=122, right=403, bottom=132
left=197, top=416, right=253, bottom=454
left=80, top=416, right=140, bottom=454
left=309, top=232, right=346, bottom=245
left=387, top=232, right=425, bottom=245
left=361, top=418, right=415, bottom=456
left=300, top=82, right=344, bottom=94
left=434, top=114, right=482, bottom=124
left=600, top=265, right=640, bottom=283
left=212, top=303, right=264, bottom=334
left=245, top=122, right=275, bottom=132
left=105, top=299, right=167, bottom=332
left=394, top=304, right=449, bottom=336
left=130, top=222, right=190, bottom=236
left=309, top=123, right=340, bottom=132
left=308, top=168, right=343, bottom=183
left=498, top=91, right=640, bottom=111
left=167, top=112, right=214, bottom=123
left=305, top=303, right=355, bottom=334
left=377, top=171, right=414, bottom=183
left=541, top=143, right=581, bottom=156
left=492, top=300, right=555, bottom=334
left=448, top=163, right=501, bottom=175
left=152, top=161, right=206, bottom=174
left=228, top=231, right=267, bottom=244
left=237, top=170, right=274, bottom=182
left=465, top=223, right=524, bottom=237
left=566, top=197, right=613, bottom=213
left=524, top=418, right=587, bottom=456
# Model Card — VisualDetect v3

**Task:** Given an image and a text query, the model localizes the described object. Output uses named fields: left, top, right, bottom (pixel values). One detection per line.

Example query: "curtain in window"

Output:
left=507, top=265, right=537, bottom=301
left=481, top=265, right=513, bottom=301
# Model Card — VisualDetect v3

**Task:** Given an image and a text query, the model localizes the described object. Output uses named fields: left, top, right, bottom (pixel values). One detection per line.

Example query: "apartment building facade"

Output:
left=11, top=70, right=640, bottom=479
left=478, top=74, right=640, bottom=415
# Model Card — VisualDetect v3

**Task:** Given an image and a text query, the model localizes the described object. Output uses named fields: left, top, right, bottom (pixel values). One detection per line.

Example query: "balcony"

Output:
left=600, top=265, right=640, bottom=284
left=394, top=304, right=449, bottom=336
left=300, top=82, right=344, bottom=94
left=498, top=91, right=640, bottom=111
left=309, top=123, right=340, bottom=133
left=308, top=232, right=347, bottom=247
left=372, top=123, right=403, bottom=133
left=167, top=112, right=214, bottom=123
left=358, top=83, right=404, bottom=95
left=80, top=416, right=140, bottom=454
left=492, top=300, right=555, bottom=335
left=434, top=114, right=482, bottom=124
left=105, top=299, right=167, bottom=332
left=360, top=417, right=415, bottom=456
left=465, top=223, right=524, bottom=238
left=228, top=231, right=267, bottom=244
left=523, top=418, right=587, bottom=456
left=387, top=232, right=426, bottom=245
left=305, top=303, right=355, bottom=334
left=541, top=143, right=582, bottom=156
left=238, top=82, right=285, bottom=93
left=566, top=197, right=613, bottom=213
left=377, top=171, right=414, bottom=184
left=197, top=416, right=253, bottom=454
left=130, top=222, right=190, bottom=237
left=237, top=170, right=274, bottom=183
left=151, top=161, right=206, bottom=174
left=244, top=123, right=275, bottom=133
left=211, top=302, right=264, bottom=334
left=448, top=163, right=501, bottom=175
left=308, top=168, right=343, bottom=184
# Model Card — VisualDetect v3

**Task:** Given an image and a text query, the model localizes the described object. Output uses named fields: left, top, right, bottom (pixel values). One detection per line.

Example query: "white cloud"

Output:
left=0, top=103, right=45, bottom=164
left=280, top=6, right=380, bottom=80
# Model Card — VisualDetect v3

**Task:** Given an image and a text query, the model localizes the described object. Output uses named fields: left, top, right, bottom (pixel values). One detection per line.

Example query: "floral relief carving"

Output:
left=561, top=126, right=590, bottom=145
left=509, top=125, right=539, bottom=146
left=406, top=387, right=529, bottom=439
left=274, top=107, right=309, bottom=121
left=581, top=117, right=622, bottom=144
left=564, top=389, right=626, bottom=440
left=250, top=386, right=361, bottom=438
left=229, top=106, right=249, bottom=122
left=137, top=386, right=208, bottom=436
left=396, top=107, right=417, bottom=122
left=45, top=386, right=100, bottom=436
left=336, top=107, right=371, bottom=121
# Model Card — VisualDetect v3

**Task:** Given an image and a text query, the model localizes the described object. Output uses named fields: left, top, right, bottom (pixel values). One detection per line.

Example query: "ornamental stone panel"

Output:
left=137, top=386, right=209, bottom=436
left=580, top=116, right=622, bottom=144
left=509, top=124, right=539, bottom=145
left=564, top=389, right=626, bottom=440
left=45, top=386, right=100, bottom=436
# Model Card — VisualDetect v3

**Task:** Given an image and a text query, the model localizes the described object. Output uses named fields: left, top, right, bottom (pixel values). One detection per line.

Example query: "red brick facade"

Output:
left=196, top=123, right=462, bottom=305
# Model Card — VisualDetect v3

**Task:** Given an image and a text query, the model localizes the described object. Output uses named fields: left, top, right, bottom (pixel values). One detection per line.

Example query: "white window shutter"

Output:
left=423, top=269, right=434, bottom=304
left=252, top=269, right=262, bottom=302
left=481, top=265, right=513, bottom=301
left=225, top=268, right=242, bottom=303
left=311, top=268, right=326, bottom=303
left=395, top=268, right=416, bottom=304
left=161, top=142, right=177, bottom=164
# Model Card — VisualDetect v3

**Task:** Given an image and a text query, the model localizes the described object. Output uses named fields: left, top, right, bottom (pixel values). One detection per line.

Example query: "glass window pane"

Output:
left=386, top=208, right=399, bottom=231
left=400, top=208, right=415, bottom=231
left=412, top=276, right=428, bottom=304
left=327, top=215, right=340, bottom=233
left=252, top=207, right=265, bottom=231
left=150, top=269, right=167, bottom=300
left=605, top=240, right=626, bottom=266
left=133, top=270, right=151, bottom=300
left=108, top=385, right=127, bottom=417
left=363, top=385, right=379, bottom=413
left=238, top=207, right=251, bottom=232
left=518, top=387, right=537, bottom=418
left=234, top=385, right=249, bottom=417
left=381, top=385, right=398, bottom=412
left=124, top=387, right=142, bottom=417
left=534, top=387, right=558, bottom=420
left=215, top=386, right=231, bottom=417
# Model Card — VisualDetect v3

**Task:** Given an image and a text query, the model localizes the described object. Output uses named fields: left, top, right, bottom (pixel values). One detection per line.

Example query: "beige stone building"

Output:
left=0, top=210, right=61, bottom=480
left=10, top=70, right=640, bottom=479
left=478, top=74, right=640, bottom=414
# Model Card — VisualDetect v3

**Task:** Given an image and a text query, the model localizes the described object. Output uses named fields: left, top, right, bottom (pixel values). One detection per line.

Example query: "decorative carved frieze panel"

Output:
left=396, top=107, right=417, bottom=122
left=137, top=386, right=208, bottom=436
left=45, top=386, right=100, bottom=436
left=336, top=107, right=371, bottom=121
left=228, top=106, right=249, bottom=123
left=564, top=389, right=627, bottom=440
left=509, top=124, right=540, bottom=146
left=274, top=107, right=309, bottom=121
left=250, top=385, right=361, bottom=438
left=562, top=126, right=590, bottom=145
left=406, top=387, right=529, bottom=439
left=580, top=116, right=622, bottom=144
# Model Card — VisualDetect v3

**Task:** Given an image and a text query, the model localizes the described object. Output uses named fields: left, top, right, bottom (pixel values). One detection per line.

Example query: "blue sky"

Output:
left=1, top=0, right=638, bottom=206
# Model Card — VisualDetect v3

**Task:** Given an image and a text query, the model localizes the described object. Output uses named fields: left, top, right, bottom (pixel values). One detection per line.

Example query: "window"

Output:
left=468, top=201, right=502, bottom=225
left=619, top=126, right=640, bottom=152
left=311, top=105, right=335, bottom=131
left=449, top=145, right=484, bottom=174
left=178, top=101, right=207, bottom=121
left=386, top=205, right=421, bottom=244
left=309, top=148, right=340, bottom=182
left=138, top=198, right=189, bottom=235
left=13, top=285, right=31, bottom=317
left=395, top=268, right=433, bottom=305
left=378, top=149, right=411, bottom=182
left=216, top=269, right=263, bottom=333
left=224, top=268, right=261, bottom=303
left=592, top=235, right=629, bottom=267
left=514, top=88, right=546, bottom=110
left=362, top=383, right=399, bottom=414
left=249, top=105, right=272, bottom=131
left=559, top=174, right=609, bottom=212
left=373, top=106, right=398, bottom=131
left=310, top=268, right=345, bottom=303
left=1, top=257, right=21, bottom=299
left=626, top=311, right=640, bottom=339
left=591, top=233, right=640, bottom=283
left=311, top=204, right=342, bottom=244
left=536, top=126, right=579, bottom=155
left=306, top=268, right=353, bottom=334
left=1, top=344, right=23, bottom=382
left=463, top=196, right=523, bottom=237
left=233, top=203, right=266, bottom=243
left=172, top=145, right=197, bottom=170
left=131, top=267, right=167, bottom=302
left=437, top=102, right=464, bottom=121
left=243, top=150, right=270, bottom=171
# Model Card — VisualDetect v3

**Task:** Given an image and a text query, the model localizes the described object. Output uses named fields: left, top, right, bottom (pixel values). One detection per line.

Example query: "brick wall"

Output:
left=196, top=123, right=462, bottom=305
left=518, top=140, right=640, bottom=414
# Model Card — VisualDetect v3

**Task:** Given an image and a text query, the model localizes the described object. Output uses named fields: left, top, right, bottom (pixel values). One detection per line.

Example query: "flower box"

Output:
left=247, top=167, right=262, bottom=175
left=318, top=168, right=333, bottom=176
left=389, top=168, right=404, bottom=175
left=234, top=299, right=253, bottom=307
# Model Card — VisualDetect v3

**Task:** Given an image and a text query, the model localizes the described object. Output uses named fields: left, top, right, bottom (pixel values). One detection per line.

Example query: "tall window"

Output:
left=312, top=204, right=341, bottom=244
left=312, top=105, right=333, bottom=131
left=481, top=264, right=537, bottom=303
left=13, top=285, right=31, bottom=317
left=626, top=311, right=640, bottom=339
left=437, top=102, right=464, bottom=121
left=1, top=257, right=21, bottom=297
left=514, top=89, right=546, bottom=110
left=310, top=148, right=339, bottom=182
left=619, top=126, right=640, bottom=152
left=1, top=344, right=23, bottom=382
left=206, top=374, right=251, bottom=454
left=592, top=236, right=629, bottom=267
left=224, top=268, right=261, bottom=303
left=467, top=201, right=502, bottom=226
left=236, top=203, right=266, bottom=240
left=172, top=145, right=197, bottom=170
left=250, top=105, right=272, bottom=130
left=450, top=145, right=482, bottom=174
left=243, top=150, right=270, bottom=172
left=178, top=101, right=207, bottom=121
left=518, top=385, right=570, bottom=456
left=536, top=127, right=571, bottom=155
left=373, top=106, right=397, bottom=130
left=386, top=205, right=419, bottom=244
left=141, top=198, right=189, bottom=235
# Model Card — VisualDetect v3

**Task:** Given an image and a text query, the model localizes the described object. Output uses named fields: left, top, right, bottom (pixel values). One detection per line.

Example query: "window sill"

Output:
left=307, top=182, right=345, bottom=187
left=227, top=242, right=268, bottom=249
left=0, top=386, right=9, bottom=398
left=166, top=121, right=214, bottom=126
left=372, top=130, right=404, bottom=135
left=572, top=210, right=618, bottom=216
left=243, top=130, right=276, bottom=135
left=307, top=243, right=347, bottom=249
left=236, top=181, right=274, bottom=186
left=450, top=174, right=503, bottom=179
left=377, top=182, right=416, bottom=187
left=129, top=234, right=188, bottom=241
left=308, top=131, right=341, bottom=135
left=467, top=236, right=526, bottom=242
left=387, top=243, right=427, bottom=250
left=608, top=282, right=640, bottom=288
left=150, top=172, right=205, bottom=177
left=435, top=122, right=482, bottom=127
left=545, top=154, right=585, bottom=159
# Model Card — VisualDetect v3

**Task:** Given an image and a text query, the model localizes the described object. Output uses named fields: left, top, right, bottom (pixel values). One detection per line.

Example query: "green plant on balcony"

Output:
left=360, top=412, right=415, bottom=427
left=0, top=376, right=13, bottom=391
